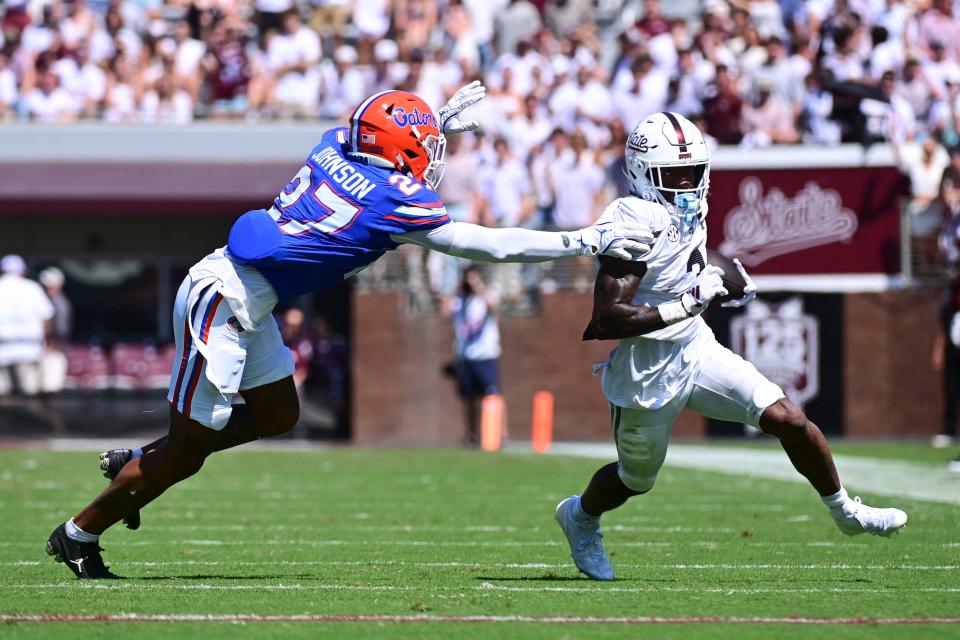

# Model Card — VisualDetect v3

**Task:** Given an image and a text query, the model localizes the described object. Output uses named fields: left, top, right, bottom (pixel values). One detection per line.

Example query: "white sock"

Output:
left=65, top=519, right=99, bottom=543
left=821, top=488, right=852, bottom=512
left=132, top=447, right=143, bottom=459
left=573, top=495, right=599, bottom=522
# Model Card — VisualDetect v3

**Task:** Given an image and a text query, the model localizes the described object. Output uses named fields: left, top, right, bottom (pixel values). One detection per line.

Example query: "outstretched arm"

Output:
left=394, top=220, right=653, bottom=263
left=396, top=221, right=583, bottom=262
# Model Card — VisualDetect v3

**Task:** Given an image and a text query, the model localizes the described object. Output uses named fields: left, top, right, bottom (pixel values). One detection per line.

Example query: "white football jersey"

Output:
left=596, top=196, right=708, bottom=343
left=595, top=195, right=714, bottom=409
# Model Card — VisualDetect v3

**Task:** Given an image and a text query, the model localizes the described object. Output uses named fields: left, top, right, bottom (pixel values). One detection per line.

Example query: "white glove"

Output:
left=720, top=258, right=757, bottom=308
left=720, top=258, right=757, bottom=307
left=572, top=221, right=654, bottom=261
left=680, top=265, right=727, bottom=316
left=438, top=80, right=486, bottom=135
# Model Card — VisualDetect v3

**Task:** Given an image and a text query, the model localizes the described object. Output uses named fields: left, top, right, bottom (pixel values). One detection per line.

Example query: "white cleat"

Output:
left=832, top=497, right=908, bottom=537
left=554, top=496, right=615, bottom=581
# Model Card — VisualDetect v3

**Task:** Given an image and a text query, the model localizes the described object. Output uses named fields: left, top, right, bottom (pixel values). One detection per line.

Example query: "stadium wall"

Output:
left=353, top=290, right=940, bottom=445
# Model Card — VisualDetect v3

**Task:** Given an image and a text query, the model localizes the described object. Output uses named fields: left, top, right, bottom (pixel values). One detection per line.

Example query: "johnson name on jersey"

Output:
left=597, top=196, right=707, bottom=343
left=226, top=127, right=450, bottom=302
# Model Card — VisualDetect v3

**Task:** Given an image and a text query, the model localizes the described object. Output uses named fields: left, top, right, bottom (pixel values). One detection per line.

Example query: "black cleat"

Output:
left=99, top=449, right=141, bottom=530
left=45, top=523, right=121, bottom=579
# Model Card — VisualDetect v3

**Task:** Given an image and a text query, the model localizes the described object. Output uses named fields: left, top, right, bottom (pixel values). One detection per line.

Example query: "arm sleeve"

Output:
left=394, top=221, right=581, bottom=263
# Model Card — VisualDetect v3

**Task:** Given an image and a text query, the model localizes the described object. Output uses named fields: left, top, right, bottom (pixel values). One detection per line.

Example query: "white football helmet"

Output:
left=624, top=112, right=711, bottom=239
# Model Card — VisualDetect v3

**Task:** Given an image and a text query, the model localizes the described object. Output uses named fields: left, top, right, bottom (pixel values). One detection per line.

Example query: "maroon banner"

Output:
left=706, top=167, right=906, bottom=274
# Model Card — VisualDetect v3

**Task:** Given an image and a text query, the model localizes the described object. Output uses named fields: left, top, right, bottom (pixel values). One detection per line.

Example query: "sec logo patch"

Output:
left=666, top=225, right=680, bottom=242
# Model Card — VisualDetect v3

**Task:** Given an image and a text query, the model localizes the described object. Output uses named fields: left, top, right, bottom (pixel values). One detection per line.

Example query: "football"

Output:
left=706, top=249, right=748, bottom=304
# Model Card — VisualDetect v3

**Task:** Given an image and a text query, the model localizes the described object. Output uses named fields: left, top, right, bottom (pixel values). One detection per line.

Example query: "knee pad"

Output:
left=615, top=430, right=666, bottom=493
left=617, top=463, right=658, bottom=493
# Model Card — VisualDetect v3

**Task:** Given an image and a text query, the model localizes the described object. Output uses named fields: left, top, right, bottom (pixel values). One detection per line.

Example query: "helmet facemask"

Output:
left=648, top=161, right=709, bottom=238
left=420, top=130, right=446, bottom=190
left=628, top=157, right=710, bottom=240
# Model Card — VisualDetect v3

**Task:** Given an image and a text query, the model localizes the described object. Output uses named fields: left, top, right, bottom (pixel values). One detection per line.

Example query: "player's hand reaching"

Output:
left=720, top=258, right=757, bottom=308
left=439, top=81, right=485, bottom=135
left=574, top=221, right=654, bottom=261
left=680, top=265, right=727, bottom=317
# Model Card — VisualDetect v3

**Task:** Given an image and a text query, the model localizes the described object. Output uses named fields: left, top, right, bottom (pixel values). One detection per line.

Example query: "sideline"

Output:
left=537, top=443, right=960, bottom=506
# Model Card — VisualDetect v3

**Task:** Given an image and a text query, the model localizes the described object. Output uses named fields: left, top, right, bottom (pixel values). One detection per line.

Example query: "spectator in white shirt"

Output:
left=24, top=70, right=80, bottom=123
left=922, top=41, right=960, bottom=104
left=354, top=0, right=391, bottom=62
left=173, top=20, right=206, bottom=102
left=89, top=6, right=141, bottom=65
left=506, top=94, right=552, bottom=162
left=613, top=55, right=668, bottom=132
left=267, top=10, right=322, bottom=118
left=551, top=64, right=614, bottom=146
left=319, top=45, right=367, bottom=118
left=894, top=135, right=950, bottom=236
left=868, top=25, right=903, bottom=81
left=53, top=41, right=106, bottom=119
left=0, top=255, right=55, bottom=397
left=896, top=59, right=934, bottom=123
left=103, top=56, right=140, bottom=123
left=464, top=0, right=508, bottom=67
left=19, top=4, right=60, bottom=56
left=821, top=25, right=866, bottom=82
left=863, top=70, right=917, bottom=144
left=477, top=136, right=533, bottom=228
left=141, top=72, right=193, bottom=124
left=370, top=39, right=407, bottom=94
left=549, top=131, right=606, bottom=230
left=801, top=72, right=841, bottom=144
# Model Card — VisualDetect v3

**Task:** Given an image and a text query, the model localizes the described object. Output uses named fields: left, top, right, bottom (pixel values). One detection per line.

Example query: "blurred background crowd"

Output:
left=4, top=1, right=960, bottom=281
left=0, top=0, right=957, bottom=144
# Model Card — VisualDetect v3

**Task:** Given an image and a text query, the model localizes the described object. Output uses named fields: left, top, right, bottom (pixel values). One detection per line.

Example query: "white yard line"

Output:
left=541, top=443, right=960, bottom=505
left=5, top=560, right=956, bottom=570
left=2, top=538, right=897, bottom=548
left=7, top=583, right=960, bottom=595
left=1, top=613, right=958, bottom=624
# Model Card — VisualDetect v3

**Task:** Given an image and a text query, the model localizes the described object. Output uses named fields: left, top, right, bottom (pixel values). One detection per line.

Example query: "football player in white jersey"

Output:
left=554, top=112, right=908, bottom=581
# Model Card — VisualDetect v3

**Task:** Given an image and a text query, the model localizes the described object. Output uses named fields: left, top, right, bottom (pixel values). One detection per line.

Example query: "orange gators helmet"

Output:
left=348, top=90, right=447, bottom=189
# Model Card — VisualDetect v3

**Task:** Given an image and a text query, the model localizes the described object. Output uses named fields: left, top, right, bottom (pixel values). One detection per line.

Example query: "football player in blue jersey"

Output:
left=45, top=82, right=656, bottom=578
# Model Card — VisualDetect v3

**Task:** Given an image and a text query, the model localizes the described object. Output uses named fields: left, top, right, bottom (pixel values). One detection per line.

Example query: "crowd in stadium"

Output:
left=0, top=1, right=956, bottom=141
left=3, top=0, right=960, bottom=283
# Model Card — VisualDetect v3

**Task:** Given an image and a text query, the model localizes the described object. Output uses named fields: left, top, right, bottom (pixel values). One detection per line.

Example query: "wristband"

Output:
left=658, top=300, right=690, bottom=325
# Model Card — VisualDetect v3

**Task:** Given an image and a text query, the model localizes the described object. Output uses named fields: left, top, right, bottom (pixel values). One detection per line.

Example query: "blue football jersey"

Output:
left=227, top=127, right=449, bottom=302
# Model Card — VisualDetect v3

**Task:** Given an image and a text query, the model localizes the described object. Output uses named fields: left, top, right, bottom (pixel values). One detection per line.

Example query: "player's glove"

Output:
left=680, top=265, right=727, bottom=317
left=572, top=221, right=654, bottom=261
left=438, top=80, right=486, bottom=135
left=719, top=258, right=757, bottom=308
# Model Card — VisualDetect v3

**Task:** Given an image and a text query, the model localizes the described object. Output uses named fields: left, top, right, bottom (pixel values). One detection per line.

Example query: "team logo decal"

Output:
left=718, top=177, right=858, bottom=266
left=391, top=107, right=438, bottom=129
left=666, top=224, right=680, bottom=242
left=627, top=132, right=656, bottom=153
left=731, top=297, right=818, bottom=408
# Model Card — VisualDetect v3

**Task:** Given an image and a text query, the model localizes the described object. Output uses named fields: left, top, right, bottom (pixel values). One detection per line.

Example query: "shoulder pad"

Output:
left=597, top=197, right=668, bottom=232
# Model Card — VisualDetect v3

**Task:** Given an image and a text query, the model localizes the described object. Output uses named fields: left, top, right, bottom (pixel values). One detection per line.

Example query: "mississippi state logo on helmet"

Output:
left=625, top=112, right=710, bottom=239
left=347, top=90, right=447, bottom=189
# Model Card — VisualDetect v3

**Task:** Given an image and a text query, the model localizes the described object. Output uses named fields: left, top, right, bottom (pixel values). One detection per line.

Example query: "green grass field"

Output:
left=0, top=443, right=957, bottom=638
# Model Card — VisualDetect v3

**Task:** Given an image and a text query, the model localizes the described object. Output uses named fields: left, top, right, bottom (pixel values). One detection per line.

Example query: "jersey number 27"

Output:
left=271, top=165, right=361, bottom=236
